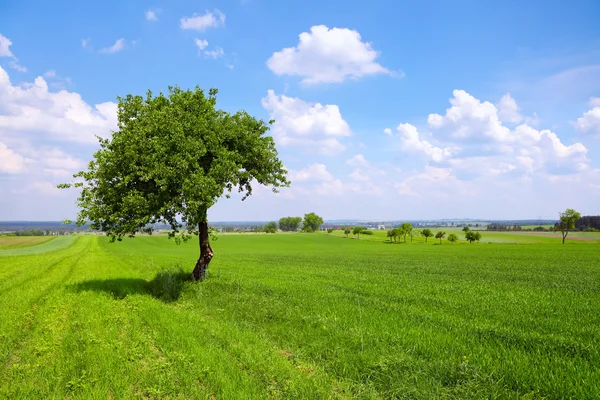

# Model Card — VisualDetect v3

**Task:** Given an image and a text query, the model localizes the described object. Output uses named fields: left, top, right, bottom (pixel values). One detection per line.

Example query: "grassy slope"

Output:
left=0, top=236, right=55, bottom=250
left=0, top=234, right=599, bottom=399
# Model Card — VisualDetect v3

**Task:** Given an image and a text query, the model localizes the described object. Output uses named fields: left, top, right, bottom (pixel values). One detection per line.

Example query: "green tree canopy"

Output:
left=352, top=226, right=364, bottom=239
left=421, top=228, right=433, bottom=243
left=554, top=208, right=581, bottom=244
left=343, top=226, right=351, bottom=238
left=302, top=213, right=323, bottom=232
left=435, top=231, right=446, bottom=244
left=265, top=221, right=278, bottom=233
left=465, top=231, right=481, bottom=244
left=59, top=86, right=288, bottom=280
left=279, top=216, right=302, bottom=232
left=401, top=223, right=413, bottom=242
left=447, top=233, right=458, bottom=243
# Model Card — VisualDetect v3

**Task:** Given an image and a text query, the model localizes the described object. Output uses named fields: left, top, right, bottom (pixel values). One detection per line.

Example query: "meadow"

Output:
left=0, top=231, right=599, bottom=399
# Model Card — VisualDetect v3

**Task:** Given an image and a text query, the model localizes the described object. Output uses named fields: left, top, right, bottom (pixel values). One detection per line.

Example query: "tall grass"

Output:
left=0, top=233, right=598, bottom=398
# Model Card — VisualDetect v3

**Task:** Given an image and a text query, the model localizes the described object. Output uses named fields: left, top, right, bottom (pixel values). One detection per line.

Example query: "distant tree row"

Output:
left=11, top=229, right=69, bottom=236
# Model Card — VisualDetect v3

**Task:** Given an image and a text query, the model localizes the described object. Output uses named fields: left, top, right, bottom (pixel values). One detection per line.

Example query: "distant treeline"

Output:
left=7, top=229, right=70, bottom=236
left=575, top=216, right=600, bottom=232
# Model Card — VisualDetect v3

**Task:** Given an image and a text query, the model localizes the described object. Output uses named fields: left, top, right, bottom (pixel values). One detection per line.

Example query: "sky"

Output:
left=1, top=0, right=600, bottom=222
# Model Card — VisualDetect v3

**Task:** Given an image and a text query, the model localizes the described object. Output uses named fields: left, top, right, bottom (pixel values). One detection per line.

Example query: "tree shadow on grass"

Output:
left=68, top=267, right=193, bottom=303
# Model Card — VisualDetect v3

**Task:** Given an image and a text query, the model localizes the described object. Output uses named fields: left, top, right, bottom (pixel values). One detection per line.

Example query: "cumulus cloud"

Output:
left=99, top=38, right=125, bottom=54
left=194, top=38, right=208, bottom=51
left=204, top=46, right=224, bottom=59
left=575, top=97, right=600, bottom=135
left=289, top=163, right=334, bottom=182
left=261, top=90, right=350, bottom=155
left=145, top=10, right=159, bottom=21
left=0, top=141, right=28, bottom=174
left=396, top=90, right=588, bottom=177
left=397, top=123, right=456, bottom=162
left=0, top=66, right=117, bottom=144
left=266, top=25, right=391, bottom=85
left=0, top=33, right=27, bottom=72
left=180, top=10, right=225, bottom=31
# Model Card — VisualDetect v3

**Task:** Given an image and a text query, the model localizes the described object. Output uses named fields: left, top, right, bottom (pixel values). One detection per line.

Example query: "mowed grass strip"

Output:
left=0, top=236, right=55, bottom=250
left=1, top=233, right=599, bottom=398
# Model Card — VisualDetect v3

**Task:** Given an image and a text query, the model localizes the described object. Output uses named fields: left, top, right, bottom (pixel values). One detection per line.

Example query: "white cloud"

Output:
left=575, top=97, right=600, bottom=135
left=0, top=141, right=28, bottom=174
left=0, top=66, right=117, bottom=144
left=346, top=154, right=370, bottom=168
left=145, top=10, right=158, bottom=21
left=289, top=163, right=334, bottom=182
left=266, top=25, right=391, bottom=85
left=44, top=70, right=56, bottom=78
left=0, top=33, right=26, bottom=72
left=204, top=46, right=224, bottom=59
left=0, top=33, right=14, bottom=57
left=194, top=38, right=208, bottom=51
left=99, top=38, right=125, bottom=54
left=497, top=93, right=523, bottom=123
left=180, top=10, right=225, bottom=31
left=397, top=90, right=588, bottom=177
left=383, top=127, right=392, bottom=136
left=397, top=123, right=456, bottom=162
left=261, top=90, right=350, bottom=155
left=81, top=38, right=91, bottom=48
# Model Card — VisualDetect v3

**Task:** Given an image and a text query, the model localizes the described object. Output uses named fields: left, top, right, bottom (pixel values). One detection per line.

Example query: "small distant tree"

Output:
left=435, top=231, right=446, bottom=244
left=462, top=226, right=471, bottom=233
left=401, top=223, right=412, bottom=243
left=265, top=221, right=278, bottom=233
left=387, top=229, right=395, bottom=243
left=421, top=228, right=433, bottom=243
left=554, top=208, right=581, bottom=244
left=465, top=231, right=481, bottom=244
left=279, top=216, right=302, bottom=231
left=447, top=233, right=458, bottom=243
left=302, top=212, right=323, bottom=233
left=326, top=228, right=333, bottom=234
left=352, top=226, right=364, bottom=239
left=344, top=226, right=351, bottom=238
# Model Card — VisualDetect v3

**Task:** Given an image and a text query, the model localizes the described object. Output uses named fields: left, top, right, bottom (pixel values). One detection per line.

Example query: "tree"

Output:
left=265, top=221, right=278, bottom=233
left=279, top=216, right=302, bottom=232
left=302, top=212, right=323, bottom=232
left=554, top=208, right=581, bottom=244
left=421, top=228, right=433, bottom=243
left=413, top=229, right=421, bottom=242
left=352, top=226, right=364, bottom=239
left=386, top=229, right=395, bottom=243
left=462, top=226, right=471, bottom=233
left=465, top=231, right=481, bottom=244
left=401, top=222, right=412, bottom=242
left=326, top=228, right=333, bottom=234
left=59, top=86, right=288, bottom=281
left=435, top=231, right=446, bottom=244
left=343, top=226, right=351, bottom=238
left=447, top=233, right=458, bottom=243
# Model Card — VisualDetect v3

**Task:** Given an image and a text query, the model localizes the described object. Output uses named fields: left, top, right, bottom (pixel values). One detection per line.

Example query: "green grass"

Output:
left=0, top=236, right=55, bottom=250
left=0, top=233, right=599, bottom=398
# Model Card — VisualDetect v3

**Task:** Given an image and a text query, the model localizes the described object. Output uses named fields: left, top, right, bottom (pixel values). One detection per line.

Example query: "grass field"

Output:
left=0, top=236, right=55, bottom=250
left=1, top=233, right=599, bottom=399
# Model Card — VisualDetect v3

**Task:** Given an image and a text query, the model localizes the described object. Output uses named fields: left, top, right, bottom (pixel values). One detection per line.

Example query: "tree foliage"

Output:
left=265, top=221, right=278, bottom=233
left=352, top=226, right=364, bottom=239
left=462, top=226, right=471, bottom=233
left=465, top=231, right=481, bottom=244
left=421, top=228, right=433, bottom=243
left=302, top=213, right=323, bottom=232
left=59, top=86, right=288, bottom=280
left=326, top=228, right=333, bottom=234
left=435, top=231, right=446, bottom=244
left=401, top=223, right=412, bottom=243
left=279, top=216, right=302, bottom=232
left=554, top=208, right=581, bottom=244
left=447, top=233, right=458, bottom=243
left=343, top=226, right=351, bottom=238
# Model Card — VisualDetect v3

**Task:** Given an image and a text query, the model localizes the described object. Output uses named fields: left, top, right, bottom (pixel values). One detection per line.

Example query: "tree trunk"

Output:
left=562, top=231, right=567, bottom=244
left=192, top=221, right=213, bottom=281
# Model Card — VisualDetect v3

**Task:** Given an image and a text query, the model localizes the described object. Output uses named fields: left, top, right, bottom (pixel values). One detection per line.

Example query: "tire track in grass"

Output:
left=0, top=239, right=90, bottom=371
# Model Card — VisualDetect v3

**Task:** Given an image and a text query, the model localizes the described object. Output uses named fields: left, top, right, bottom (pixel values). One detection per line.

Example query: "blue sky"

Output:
left=1, top=0, right=599, bottom=221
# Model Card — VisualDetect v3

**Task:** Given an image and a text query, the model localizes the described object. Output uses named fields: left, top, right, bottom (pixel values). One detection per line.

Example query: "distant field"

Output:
left=0, top=233, right=599, bottom=398
left=0, top=236, right=54, bottom=250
